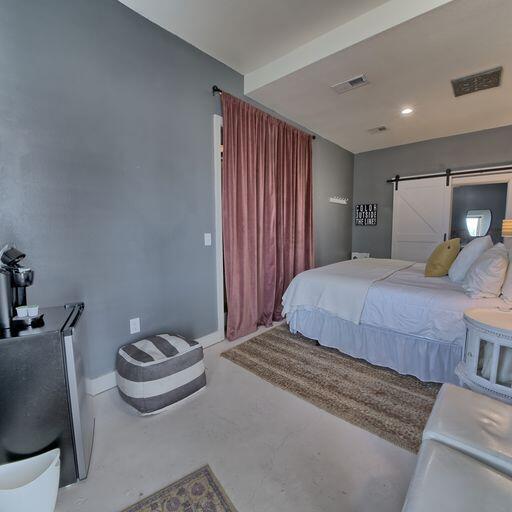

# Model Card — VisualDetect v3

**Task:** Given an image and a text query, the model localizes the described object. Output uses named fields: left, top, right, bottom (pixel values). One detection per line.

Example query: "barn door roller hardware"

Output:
left=387, top=164, right=512, bottom=190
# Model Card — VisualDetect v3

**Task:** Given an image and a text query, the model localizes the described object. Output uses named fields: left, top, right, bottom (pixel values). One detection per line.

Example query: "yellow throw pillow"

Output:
left=425, top=238, right=461, bottom=277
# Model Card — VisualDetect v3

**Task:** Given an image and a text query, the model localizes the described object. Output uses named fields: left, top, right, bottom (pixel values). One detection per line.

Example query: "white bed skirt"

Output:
left=287, top=308, right=462, bottom=384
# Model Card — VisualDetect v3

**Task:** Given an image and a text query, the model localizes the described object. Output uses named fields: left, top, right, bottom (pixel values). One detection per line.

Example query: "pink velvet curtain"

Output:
left=221, top=93, right=313, bottom=340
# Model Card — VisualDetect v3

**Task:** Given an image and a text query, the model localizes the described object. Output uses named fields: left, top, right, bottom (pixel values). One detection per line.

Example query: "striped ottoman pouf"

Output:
left=116, top=333, right=206, bottom=415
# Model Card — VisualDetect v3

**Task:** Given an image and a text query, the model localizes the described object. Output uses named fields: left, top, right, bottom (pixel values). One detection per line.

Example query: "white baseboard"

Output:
left=85, top=371, right=117, bottom=396
left=196, top=328, right=224, bottom=348
left=85, top=329, right=225, bottom=396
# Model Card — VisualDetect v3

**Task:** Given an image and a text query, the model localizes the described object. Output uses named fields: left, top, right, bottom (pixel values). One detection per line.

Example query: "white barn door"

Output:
left=392, top=177, right=451, bottom=262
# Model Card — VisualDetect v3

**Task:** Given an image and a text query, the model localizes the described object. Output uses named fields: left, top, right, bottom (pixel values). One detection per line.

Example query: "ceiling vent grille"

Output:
left=331, top=74, right=368, bottom=94
left=451, top=67, right=502, bottom=97
left=368, top=126, right=387, bottom=134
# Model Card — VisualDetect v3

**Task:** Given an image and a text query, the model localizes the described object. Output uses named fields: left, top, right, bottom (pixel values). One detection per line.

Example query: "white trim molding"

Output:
left=213, top=114, right=225, bottom=338
left=196, top=328, right=224, bottom=348
left=85, top=329, right=225, bottom=396
left=85, top=371, right=117, bottom=397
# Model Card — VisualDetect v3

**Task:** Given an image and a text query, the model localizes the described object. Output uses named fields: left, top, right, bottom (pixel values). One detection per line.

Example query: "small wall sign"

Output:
left=355, top=203, right=378, bottom=226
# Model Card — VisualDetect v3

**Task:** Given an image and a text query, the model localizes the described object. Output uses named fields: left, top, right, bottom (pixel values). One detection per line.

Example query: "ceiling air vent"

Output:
left=368, top=126, right=387, bottom=134
left=451, top=67, right=502, bottom=97
left=331, top=74, right=368, bottom=94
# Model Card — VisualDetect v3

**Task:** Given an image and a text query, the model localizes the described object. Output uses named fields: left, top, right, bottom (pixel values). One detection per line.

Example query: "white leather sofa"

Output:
left=402, top=439, right=512, bottom=511
left=402, top=384, right=512, bottom=511
left=424, top=384, right=512, bottom=475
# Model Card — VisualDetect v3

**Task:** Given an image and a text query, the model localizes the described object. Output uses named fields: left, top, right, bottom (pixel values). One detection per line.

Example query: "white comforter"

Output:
left=283, top=259, right=506, bottom=344
left=362, top=263, right=505, bottom=343
left=282, top=258, right=414, bottom=324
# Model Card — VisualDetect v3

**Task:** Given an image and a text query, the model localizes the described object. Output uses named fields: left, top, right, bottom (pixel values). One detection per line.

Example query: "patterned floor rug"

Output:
left=122, top=465, right=238, bottom=512
left=222, top=324, right=440, bottom=452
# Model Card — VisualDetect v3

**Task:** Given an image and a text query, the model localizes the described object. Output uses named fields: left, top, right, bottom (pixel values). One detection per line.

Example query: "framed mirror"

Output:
left=466, top=209, right=492, bottom=237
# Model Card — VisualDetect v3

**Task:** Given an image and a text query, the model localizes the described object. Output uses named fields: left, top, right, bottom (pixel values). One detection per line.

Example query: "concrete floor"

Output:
left=57, top=326, right=416, bottom=512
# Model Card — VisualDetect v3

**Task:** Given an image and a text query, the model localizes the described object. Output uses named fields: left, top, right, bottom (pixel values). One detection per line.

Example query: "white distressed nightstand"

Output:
left=456, top=308, right=512, bottom=403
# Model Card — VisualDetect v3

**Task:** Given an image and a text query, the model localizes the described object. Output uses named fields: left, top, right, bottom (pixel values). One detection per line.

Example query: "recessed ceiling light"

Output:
left=401, top=107, right=414, bottom=115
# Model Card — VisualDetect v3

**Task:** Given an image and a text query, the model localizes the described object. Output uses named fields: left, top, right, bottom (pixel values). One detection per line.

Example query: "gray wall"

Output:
left=313, top=138, right=354, bottom=266
left=0, top=0, right=353, bottom=378
left=352, top=125, right=512, bottom=258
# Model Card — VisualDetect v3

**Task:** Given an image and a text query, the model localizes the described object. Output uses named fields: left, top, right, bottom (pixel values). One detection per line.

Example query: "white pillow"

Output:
left=500, top=248, right=512, bottom=301
left=448, top=235, right=493, bottom=283
left=462, top=243, right=508, bottom=298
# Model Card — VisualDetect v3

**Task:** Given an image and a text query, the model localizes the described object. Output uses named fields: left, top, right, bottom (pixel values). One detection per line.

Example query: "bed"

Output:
left=282, top=258, right=506, bottom=384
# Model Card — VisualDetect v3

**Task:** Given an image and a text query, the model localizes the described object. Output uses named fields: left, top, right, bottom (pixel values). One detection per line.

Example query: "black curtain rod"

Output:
left=212, top=85, right=316, bottom=139
left=387, top=164, right=512, bottom=190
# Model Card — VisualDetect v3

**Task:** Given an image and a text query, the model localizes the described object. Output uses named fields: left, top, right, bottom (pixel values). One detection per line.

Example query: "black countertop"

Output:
left=0, top=305, right=75, bottom=341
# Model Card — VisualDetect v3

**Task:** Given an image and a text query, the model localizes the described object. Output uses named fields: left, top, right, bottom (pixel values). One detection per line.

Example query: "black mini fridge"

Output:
left=0, top=303, right=94, bottom=487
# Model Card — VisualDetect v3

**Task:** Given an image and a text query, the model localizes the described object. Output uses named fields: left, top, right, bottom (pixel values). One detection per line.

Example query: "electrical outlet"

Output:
left=130, top=317, right=140, bottom=334
left=204, top=233, right=212, bottom=246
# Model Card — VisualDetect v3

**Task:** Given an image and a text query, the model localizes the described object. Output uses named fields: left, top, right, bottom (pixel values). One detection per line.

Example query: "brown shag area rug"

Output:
left=121, top=465, right=238, bottom=512
left=222, top=324, right=440, bottom=452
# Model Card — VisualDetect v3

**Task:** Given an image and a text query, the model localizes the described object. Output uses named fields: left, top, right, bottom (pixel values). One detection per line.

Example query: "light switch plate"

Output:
left=204, top=233, right=212, bottom=246
left=130, top=317, right=140, bottom=334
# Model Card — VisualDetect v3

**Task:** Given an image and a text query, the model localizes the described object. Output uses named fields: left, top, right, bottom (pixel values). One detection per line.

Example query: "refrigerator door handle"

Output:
left=63, top=302, right=85, bottom=335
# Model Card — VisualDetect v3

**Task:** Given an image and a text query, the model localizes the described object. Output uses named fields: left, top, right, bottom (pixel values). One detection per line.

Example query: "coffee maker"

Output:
left=0, top=245, right=34, bottom=330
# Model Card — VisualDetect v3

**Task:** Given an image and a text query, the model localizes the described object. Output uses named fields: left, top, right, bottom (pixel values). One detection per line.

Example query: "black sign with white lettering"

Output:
left=355, top=203, right=378, bottom=226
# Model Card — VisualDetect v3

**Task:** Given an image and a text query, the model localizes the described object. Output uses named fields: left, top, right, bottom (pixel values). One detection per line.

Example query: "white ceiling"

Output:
left=118, top=0, right=389, bottom=73
left=119, top=0, right=512, bottom=154
left=248, top=0, right=512, bottom=153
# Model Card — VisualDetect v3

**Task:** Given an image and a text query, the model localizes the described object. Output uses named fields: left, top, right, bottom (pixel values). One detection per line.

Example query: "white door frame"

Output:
left=195, top=115, right=225, bottom=349
left=213, top=114, right=225, bottom=339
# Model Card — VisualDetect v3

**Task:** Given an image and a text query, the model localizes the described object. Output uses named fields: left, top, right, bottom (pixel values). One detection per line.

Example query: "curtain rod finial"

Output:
left=212, top=85, right=222, bottom=96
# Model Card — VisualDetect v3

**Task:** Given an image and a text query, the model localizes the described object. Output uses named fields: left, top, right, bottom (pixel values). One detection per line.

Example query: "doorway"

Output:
left=450, top=183, right=507, bottom=245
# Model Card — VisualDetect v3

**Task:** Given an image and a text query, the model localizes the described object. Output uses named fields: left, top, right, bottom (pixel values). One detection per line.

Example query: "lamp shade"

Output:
left=502, top=219, right=512, bottom=237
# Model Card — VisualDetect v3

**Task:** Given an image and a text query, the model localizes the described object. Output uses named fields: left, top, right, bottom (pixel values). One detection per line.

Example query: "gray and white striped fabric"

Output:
left=116, top=334, right=206, bottom=414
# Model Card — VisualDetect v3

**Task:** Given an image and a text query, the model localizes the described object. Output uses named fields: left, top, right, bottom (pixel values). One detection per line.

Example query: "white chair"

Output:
left=0, top=448, right=60, bottom=512
left=402, top=439, right=512, bottom=512
left=423, top=384, right=512, bottom=476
